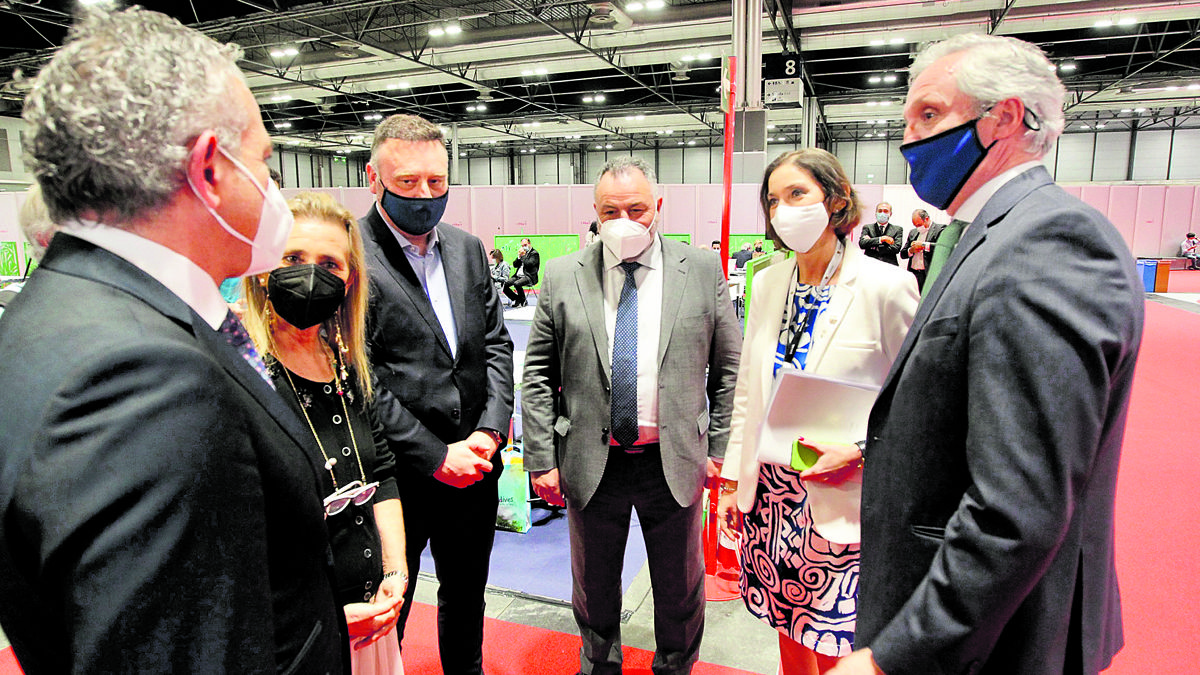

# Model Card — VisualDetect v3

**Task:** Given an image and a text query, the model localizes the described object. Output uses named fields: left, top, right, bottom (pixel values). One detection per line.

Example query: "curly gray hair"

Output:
left=23, top=7, right=248, bottom=225
left=910, top=33, right=1066, bottom=156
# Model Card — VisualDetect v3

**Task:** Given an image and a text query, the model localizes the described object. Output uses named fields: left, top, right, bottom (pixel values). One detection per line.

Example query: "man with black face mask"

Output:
left=359, top=114, right=514, bottom=675
left=830, top=34, right=1143, bottom=675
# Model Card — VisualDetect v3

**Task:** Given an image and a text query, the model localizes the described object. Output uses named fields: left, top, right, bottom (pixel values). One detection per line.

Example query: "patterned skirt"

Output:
left=739, top=463, right=859, bottom=657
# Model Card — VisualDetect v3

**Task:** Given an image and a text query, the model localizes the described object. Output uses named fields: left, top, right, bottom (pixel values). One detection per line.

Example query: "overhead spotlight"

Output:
left=1059, top=62, right=1077, bottom=72
left=687, top=140, right=696, bottom=146
left=270, top=47, right=300, bottom=59
left=476, top=103, right=487, bottom=111
left=1094, top=19, right=1113, bottom=28
left=880, top=100, right=893, bottom=107
left=535, top=67, right=548, bottom=76
left=870, top=39, right=885, bottom=47
left=646, top=0, right=666, bottom=8
left=863, top=133, right=873, bottom=138
left=595, top=94, right=607, bottom=102
left=865, top=120, right=875, bottom=125
left=868, top=76, right=882, bottom=84
left=767, top=124, right=776, bottom=129
left=626, top=1, right=645, bottom=11
left=676, top=141, right=685, bottom=145
left=889, top=37, right=904, bottom=45
left=521, top=69, right=533, bottom=77
left=429, top=26, right=445, bottom=37
left=776, top=136, right=786, bottom=142
left=274, top=122, right=292, bottom=129
left=466, top=105, right=477, bottom=112
left=866, top=101, right=878, bottom=107
left=583, top=96, right=594, bottom=103
left=883, top=74, right=897, bottom=83
left=1134, top=107, right=1146, bottom=113
left=1166, top=85, right=1180, bottom=91
left=387, top=81, right=411, bottom=90
left=1188, top=83, right=1200, bottom=90
left=605, top=144, right=613, bottom=149
left=1096, top=123, right=1107, bottom=129
left=595, top=144, right=604, bottom=150
left=1118, top=16, right=1137, bottom=26
left=271, top=94, right=292, bottom=102
left=1081, top=124, right=1090, bottom=129
left=681, top=54, right=695, bottom=62
left=529, top=147, right=537, bottom=153
left=460, top=152, right=467, bottom=157
left=1120, top=108, right=1132, bottom=113
left=697, top=52, right=712, bottom=60
left=444, top=23, right=462, bottom=35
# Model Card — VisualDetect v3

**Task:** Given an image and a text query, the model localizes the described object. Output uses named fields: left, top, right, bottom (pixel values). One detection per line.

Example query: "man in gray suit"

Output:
left=522, top=157, right=741, bottom=675
left=831, top=34, right=1142, bottom=675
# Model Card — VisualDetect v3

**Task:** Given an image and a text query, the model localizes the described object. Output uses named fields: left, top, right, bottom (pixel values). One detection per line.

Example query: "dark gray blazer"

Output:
left=359, top=208, right=514, bottom=478
left=857, top=167, right=1143, bottom=675
left=521, top=237, right=742, bottom=509
left=0, top=235, right=346, bottom=674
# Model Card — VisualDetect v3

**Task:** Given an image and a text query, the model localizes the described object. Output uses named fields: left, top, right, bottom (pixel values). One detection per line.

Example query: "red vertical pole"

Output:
left=719, top=58, right=737, bottom=279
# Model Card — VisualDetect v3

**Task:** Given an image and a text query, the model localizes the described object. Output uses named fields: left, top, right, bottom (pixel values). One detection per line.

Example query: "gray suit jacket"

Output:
left=857, top=167, right=1143, bottom=675
left=522, top=236, right=742, bottom=509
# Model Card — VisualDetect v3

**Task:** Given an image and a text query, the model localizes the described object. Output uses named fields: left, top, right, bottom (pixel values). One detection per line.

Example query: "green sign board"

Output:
left=492, top=234, right=582, bottom=289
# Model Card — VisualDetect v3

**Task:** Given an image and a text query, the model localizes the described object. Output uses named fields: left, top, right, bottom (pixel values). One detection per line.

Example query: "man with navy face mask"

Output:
left=830, top=34, right=1143, bottom=675
left=359, top=114, right=514, bottom=675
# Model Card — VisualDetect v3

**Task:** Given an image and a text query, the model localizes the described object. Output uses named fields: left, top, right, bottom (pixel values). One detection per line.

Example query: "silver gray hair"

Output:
left=595, top=156, right=659, bottom=197
left=23, top=7, right=248, bottom=225
left=910, top=33, right=1065, bottom=156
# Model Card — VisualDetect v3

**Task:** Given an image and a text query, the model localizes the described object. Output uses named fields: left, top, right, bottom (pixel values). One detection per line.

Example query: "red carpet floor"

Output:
left=1102, top=300, right=1200, bottom=675
left=401, top=602, right=756, bottom=675
left=1165, top=267, right=1200, bottom=292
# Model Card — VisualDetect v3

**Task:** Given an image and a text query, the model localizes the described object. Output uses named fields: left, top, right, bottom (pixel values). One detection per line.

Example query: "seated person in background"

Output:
left=752, top=240, right=766, bottom=260
left=488, top=249, right=510, bottom=302
left=711, top=239, right=722, bottom=251
left=1182, top=232, right=1199, bottom=269
left=243, top=192, right=408, bottom=674
left=586, top=220, right=600, bottom=246
left=732, top=242, right=754, bottom=269
left=503, top=237, right=540, bottom=307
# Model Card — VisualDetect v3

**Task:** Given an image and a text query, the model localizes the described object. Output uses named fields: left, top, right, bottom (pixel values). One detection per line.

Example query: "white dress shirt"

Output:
left=379, top=203, right=458, bottom=359
left=952, top=160, right=1044, bottom=223
left=602, top=234, right=663, bottom=445
left=59, top=220, right=228, bottom=329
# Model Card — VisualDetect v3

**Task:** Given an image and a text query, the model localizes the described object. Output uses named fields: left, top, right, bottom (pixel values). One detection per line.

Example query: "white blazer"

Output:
left=722, top=244, right=919, bottom=512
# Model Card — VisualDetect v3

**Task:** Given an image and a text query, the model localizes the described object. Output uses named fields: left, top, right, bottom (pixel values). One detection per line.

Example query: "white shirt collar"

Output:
left=952, top=160, right=1044, bottom=223
left=376, top=201, right=440, bottom=255
left=58, top=220, right=229, bottom=329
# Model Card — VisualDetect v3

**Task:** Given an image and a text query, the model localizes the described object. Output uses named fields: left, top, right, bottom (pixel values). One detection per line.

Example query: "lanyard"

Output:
left=783, top=238, right=844, bottom=363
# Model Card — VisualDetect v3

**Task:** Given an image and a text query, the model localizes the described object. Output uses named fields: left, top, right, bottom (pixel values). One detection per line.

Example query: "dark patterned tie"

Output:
left=610, top=261, right=640, bottom=448
left=922, top=219, right=969, bottom=299
left=220, top=310, right=275, bottom=389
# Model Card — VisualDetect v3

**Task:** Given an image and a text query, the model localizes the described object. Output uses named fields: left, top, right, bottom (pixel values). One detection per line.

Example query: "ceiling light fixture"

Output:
left=1118, top=16, right=1137, bottom=26
left=270, top=47, right=300, bottom=59
left=429, top=26, right=445, bottom=37
left=868, top=76, right=882, bottom=84
left=1059, top=62, right=1077, bottom=72
left=1094, top=19, right=1113, bottom=28
left=605, top=144, right=614, bottom=149
left=445, top=23, right=462, bottom=35
left=883, top=74, right=897, bottom=83
left=626, top=2, right=645, bottom=11
left=271, top=94, right=291, bottom=102
left=274, top=122, right=292, bottom=129
left=646, top=0, right=666, bottom=8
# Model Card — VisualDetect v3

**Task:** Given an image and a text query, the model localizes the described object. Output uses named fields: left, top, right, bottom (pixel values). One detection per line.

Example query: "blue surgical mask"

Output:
left=379, top=187, right=448, bottom=236
left=900, top=117, right=995, bottom=210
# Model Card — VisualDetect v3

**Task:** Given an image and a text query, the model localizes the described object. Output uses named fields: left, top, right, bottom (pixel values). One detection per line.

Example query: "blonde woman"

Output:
left=243, top=192, right=406, bottom=674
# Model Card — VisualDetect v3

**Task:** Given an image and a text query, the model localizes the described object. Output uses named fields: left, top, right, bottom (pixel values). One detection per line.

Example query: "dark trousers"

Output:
left=393, top=468, right=500, bottom=675
left=502, top=275, right=534, bottom=304
left=568, top=447, right=705, bottom=675
left=909, top=267, right=927, bottom=292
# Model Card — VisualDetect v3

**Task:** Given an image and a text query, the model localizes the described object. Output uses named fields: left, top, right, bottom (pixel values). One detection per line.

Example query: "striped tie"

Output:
left=610, top=261, right=640, bottom=448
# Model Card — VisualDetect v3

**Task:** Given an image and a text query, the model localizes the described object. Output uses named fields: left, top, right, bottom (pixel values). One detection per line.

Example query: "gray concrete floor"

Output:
left=412, top=562, right=782, bottom=675
left=0, top=563, right=780, bottom=674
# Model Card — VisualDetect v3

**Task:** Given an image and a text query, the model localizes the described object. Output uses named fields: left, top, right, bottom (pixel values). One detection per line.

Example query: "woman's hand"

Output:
left=345, top=598, right=401, bottom=648
left=716, top=490, right=742, bottom=539
left=797, top=437, right=863, bottom=485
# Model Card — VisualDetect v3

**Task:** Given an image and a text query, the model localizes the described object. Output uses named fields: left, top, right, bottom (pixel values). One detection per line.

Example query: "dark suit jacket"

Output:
left=857, top=167, right=1142, bottom=675
left=900, top=222, right=947, bottom=272
left=0, top=235, right=346, bottom=674
left=859, top=222, right=904, bottom=264
left=514, top=247, right=541, bottom=285
left=359, top=209, right=514, bottom=478
left=522, top=238, right=741, bottom=509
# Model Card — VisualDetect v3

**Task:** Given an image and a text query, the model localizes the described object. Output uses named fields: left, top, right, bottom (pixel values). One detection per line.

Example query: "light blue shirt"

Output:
left=381, top=209, right=458, bottom=359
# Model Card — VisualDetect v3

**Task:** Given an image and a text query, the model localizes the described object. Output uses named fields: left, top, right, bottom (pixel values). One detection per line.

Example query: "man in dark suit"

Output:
left=0, top=8, right=345, bottom=673
left=731, top=242, right=754, bottom=269
left=360, top=114, right=514, bottom=675
left=899, top=209, right=945, bottom=292
left=503, top=237, right=540, bottom=307
left=858, top=202, right=904, bottom=264
left=522, top=158, right=741, bottom=675
left=831, top=34, right=1142, bottom=675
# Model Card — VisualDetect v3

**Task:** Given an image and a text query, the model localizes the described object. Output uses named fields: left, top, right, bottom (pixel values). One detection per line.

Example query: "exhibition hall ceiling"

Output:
left=1, top=0, right=1198, bottom=156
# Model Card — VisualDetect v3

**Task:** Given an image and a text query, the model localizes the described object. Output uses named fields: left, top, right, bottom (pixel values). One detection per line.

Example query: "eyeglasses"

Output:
left=323, top=480, right=379, bottom=517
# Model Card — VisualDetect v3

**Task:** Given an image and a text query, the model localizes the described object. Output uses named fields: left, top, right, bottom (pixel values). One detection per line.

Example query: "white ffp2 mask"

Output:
left=771, top=202, right=830, bottom=253
left=599, top=217, right=656, bottom=261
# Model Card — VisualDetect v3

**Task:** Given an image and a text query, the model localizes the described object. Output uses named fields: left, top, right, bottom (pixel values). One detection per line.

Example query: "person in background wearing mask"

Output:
left=831, top=34, right=1142, bottom=675
left=0, top=8, right=346, bottom=673
left=899, top=209, right=945, bottom=292
left=1180, top=232, right=1199, bottom=269
left=522, top=157, right=742, bottom=675
left=716, top=149, right=917, bottom=675
left=503, top=237, right=540, bottom=307
left=243, top=192, right=407, bottom=674
left=360, top=114, right=514, bottom=675
left=858, top=202, right=903, bottom=265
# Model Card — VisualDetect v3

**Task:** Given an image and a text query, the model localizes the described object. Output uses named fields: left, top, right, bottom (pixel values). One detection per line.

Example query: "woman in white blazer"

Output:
left=717, top=149, right=918, bottom=675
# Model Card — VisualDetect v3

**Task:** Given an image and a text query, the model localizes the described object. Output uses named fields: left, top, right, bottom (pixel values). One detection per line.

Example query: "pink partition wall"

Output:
left=569, top=185, right=597, bottom=243
left=502, top=186, right=538, bottom=236
left=441, top=186, right=473, bottom=237
left=1132, top=186, right=1166, bottom=257
left=662, top=185, right=699, bottom=238
left=1107, top=186, right=1140, bottom=253
left=1163, top=185, right=1199, bottom=255
left=535, top=186, right=573, bottom=237
left=471, top=186, right=505, bottom=247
